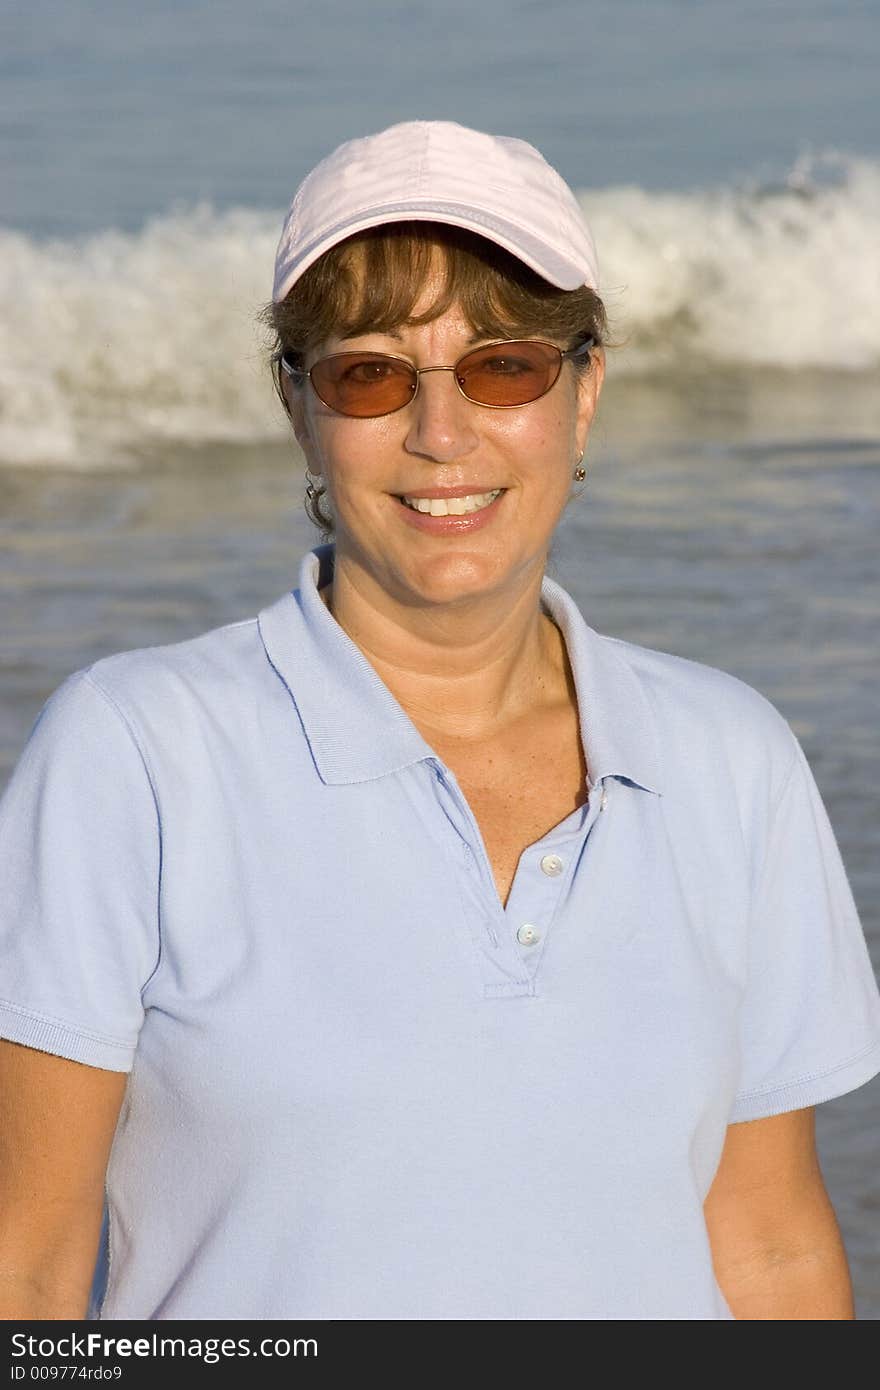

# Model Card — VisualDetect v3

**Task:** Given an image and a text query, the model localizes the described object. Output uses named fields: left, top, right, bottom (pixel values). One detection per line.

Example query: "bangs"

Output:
left=264, top=222, right=607, bottom=361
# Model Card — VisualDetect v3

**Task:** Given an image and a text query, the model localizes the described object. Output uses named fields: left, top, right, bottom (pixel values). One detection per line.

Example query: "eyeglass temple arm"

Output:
left=277, top=352, right=306, bottom=380
left=563, top=336, right=595, bottom=361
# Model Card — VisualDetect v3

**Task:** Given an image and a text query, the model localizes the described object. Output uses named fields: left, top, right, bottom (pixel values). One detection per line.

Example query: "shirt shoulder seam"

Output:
left=747, top=740, right=802, bottom=926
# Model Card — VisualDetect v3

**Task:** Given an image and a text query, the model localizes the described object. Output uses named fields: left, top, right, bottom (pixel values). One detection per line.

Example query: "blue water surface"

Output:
left=3, top=0, right=879, bottom=236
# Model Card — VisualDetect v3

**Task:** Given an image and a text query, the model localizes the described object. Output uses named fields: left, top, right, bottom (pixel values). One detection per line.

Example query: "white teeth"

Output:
left=402, top=489, right=502, bottom=516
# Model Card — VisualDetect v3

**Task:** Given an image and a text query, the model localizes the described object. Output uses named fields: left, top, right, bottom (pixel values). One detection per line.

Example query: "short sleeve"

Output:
left=0, top=670, right=161, bottom=1072
left=730, top=735, right=880, bottom=1121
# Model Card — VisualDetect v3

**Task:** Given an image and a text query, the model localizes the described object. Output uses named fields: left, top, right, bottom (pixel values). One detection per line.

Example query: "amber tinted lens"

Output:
left=456, top=341, right=562, bottom=405
left=309, top=353, right=417, bottom=417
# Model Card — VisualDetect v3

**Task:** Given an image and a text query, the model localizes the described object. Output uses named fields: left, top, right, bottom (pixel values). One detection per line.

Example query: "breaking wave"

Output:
left=2, top=151, right=878, bottom=467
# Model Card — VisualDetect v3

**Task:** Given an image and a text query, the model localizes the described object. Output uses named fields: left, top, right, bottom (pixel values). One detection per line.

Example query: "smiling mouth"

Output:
left=398, top=489, right=504, bottom=516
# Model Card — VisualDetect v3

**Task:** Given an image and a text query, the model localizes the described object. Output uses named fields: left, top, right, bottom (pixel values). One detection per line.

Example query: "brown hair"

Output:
left=260, top=221, right=608, bottom=534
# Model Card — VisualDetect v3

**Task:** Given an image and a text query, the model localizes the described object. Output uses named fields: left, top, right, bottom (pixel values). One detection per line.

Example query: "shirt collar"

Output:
left=540, top=572, right=662, bottom=796
left=257, top=545, right=662, bottom=795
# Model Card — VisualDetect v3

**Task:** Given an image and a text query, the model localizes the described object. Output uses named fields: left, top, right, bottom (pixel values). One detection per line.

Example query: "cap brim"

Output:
left=272, top=201, right=596, bottom=302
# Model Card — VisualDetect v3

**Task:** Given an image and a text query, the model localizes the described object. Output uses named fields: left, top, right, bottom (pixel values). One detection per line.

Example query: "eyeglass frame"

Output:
left=274, top=336, right=596, bottom=417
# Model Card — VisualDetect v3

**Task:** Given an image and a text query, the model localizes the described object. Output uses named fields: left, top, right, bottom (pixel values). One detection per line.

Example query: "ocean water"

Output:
left=2, top=0, right=879, bottom=1318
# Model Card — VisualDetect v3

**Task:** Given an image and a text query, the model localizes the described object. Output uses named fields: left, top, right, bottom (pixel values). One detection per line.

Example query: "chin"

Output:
left=388, top=547, right=538, bottom=609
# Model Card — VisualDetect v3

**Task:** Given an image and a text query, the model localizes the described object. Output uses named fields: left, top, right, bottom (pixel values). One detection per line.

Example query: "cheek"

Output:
left=483, top=394, right=573, bottom=455
left=513, top=404, right=579, bottom=479
left=313, top=419, right=400, bottom=501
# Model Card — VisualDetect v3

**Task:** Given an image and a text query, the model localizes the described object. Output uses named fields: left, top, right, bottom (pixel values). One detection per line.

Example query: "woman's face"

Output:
left=284, top=266, right=604, bottom=613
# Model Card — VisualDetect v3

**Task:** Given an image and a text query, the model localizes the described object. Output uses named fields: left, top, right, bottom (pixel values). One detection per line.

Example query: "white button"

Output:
left=540, top=853, right=564, bottom=877
left=517, top=923, right=540, bottom=946
left=600, top=787, right=608, bottom=811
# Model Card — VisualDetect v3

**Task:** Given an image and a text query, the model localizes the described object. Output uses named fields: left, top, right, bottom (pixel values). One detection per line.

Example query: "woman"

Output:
left=1, top=120, right=879, bottom=1321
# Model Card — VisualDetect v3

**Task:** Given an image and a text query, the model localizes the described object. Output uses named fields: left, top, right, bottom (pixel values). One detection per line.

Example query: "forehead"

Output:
left=331, top=321, right=490, bottom=351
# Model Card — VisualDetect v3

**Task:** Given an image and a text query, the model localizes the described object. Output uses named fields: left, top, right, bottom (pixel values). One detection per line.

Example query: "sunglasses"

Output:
left=277, top=337, right=594, bottom=418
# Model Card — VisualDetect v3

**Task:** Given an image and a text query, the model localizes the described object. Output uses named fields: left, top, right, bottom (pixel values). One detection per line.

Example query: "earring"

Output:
left=573, top=452, right=586, bottom=483
left=305, top=465, right=326, bottom=504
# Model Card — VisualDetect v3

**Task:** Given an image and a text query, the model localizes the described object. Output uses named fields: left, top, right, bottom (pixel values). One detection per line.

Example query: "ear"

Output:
left=575, top=345, right=605, bottom=454
left=281, top=373, right=323, bottom=475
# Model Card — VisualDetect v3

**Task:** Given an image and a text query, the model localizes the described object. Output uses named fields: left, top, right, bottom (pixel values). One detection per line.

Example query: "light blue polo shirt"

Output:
left=2, top=544, right=879, bottom=1321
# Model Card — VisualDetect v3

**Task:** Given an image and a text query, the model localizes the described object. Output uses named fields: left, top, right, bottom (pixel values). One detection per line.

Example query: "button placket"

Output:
left=428, top=760, right=537, bottom=995
left=426, top=758, right=612, bottom=997
left=427, top=761, right=500, bottom=950
left=505, top=784, right=609, bottom=976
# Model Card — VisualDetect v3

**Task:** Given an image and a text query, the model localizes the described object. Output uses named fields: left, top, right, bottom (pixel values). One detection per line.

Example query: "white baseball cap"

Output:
left=272, top=120, right=599, bottom=303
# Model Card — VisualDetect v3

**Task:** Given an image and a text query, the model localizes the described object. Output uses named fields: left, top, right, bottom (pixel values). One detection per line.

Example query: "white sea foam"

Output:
left=591, top=151, right=880, bottom=374
left=1, top=153, right=878, bottom=468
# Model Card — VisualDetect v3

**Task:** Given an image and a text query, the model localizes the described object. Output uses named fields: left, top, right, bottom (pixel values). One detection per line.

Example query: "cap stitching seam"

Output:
left=290, top=200, right=582, bottom=261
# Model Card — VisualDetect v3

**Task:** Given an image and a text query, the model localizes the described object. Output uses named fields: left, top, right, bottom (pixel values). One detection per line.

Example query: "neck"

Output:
left=322, top=552, right=568, bottom=741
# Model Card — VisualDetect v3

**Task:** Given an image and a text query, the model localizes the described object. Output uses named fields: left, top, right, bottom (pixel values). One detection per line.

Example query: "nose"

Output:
left=403, top=367, right=481, bottom=464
